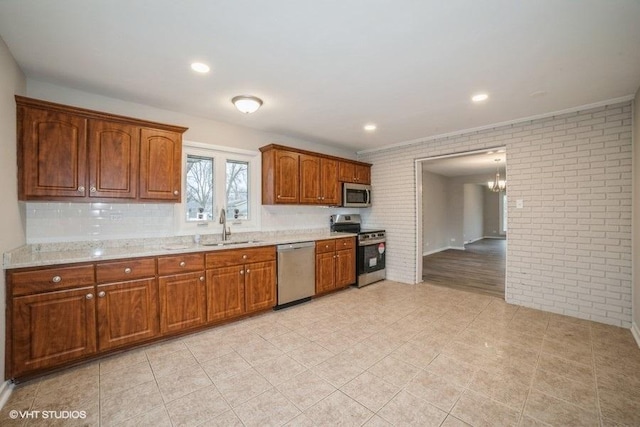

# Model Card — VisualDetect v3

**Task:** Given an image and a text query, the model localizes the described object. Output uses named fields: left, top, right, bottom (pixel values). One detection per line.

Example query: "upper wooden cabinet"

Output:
left=16, top=96, right=187, bottom=203
left=339, top=161, right=371, bottom=184
left=260, top=144, right=370, bottom=206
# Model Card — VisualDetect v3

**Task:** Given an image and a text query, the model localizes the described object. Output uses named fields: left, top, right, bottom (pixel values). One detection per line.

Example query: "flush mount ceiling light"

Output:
left=232, top=95, right=263, bottom=114
left=364, top=123, right=377, bottom=132
left=487, top=158, right=506, bottom=192
left=190, top=62, right=210, bottom=73
left=472, top=93, right=489, bottom=103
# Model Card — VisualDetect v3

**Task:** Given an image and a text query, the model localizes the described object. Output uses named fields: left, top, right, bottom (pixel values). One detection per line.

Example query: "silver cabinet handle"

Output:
left=199, top=276, right=205, bottom=281
left=52, top=275, right=62, bottom=283
left=97, top=291, right=106, bottom=298
left=240, top=270, right=244, bottom=275
left=124, top=267, right=132, bottom=274
left=277, top=195, right=281, bottom=198
left=77, top=186, right=85, bottom=193
left=325, top=245, right=329, bottom=248
left=173, top=190, right=179, bottom=196
left=246, top=269, right=250, bottom=274
left=242, top=255, right=247, bottom=259
left=90, top=186, right=97, bottom=193
left=179, top=261, right=186, bottom=267
left=86, top=293, right=94, bottom=300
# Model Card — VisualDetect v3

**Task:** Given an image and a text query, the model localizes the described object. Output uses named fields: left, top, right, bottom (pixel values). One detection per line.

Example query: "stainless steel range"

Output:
left=330, top=214, right=386, bottom=287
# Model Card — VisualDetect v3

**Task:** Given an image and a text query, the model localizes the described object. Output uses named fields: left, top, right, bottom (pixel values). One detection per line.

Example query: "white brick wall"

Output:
left=359, top=102, right=633, bottom=327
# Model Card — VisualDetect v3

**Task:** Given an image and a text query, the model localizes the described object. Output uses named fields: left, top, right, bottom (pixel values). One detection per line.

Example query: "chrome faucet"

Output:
left=219, top=208, right=230, bottom=241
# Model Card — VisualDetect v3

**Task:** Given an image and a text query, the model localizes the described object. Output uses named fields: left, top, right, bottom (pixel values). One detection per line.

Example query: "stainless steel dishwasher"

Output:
left=276, top=241, right=315, bottom=309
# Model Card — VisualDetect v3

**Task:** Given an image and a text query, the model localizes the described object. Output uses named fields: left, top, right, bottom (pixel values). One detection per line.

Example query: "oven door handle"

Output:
left=359, top=238, right=386, bottom=246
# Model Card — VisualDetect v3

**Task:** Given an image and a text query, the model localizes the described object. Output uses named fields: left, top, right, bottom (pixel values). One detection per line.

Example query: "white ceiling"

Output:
left=1, top=1, right=639, bottom=153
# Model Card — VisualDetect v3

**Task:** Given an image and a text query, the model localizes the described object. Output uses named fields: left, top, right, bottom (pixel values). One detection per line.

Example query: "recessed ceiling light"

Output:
left=190, top=62, right=210, bottom=73
left=364, top=124, right=377, bottom=132
left=472, top=93, right=489, bottom=103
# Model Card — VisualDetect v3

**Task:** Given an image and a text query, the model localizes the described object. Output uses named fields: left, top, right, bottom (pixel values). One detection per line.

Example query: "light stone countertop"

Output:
left=3, top=229, right=357, bottom=269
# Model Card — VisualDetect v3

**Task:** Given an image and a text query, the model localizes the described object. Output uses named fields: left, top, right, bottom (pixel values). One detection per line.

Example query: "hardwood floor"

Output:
left=422, top=238, right=506, bottom=297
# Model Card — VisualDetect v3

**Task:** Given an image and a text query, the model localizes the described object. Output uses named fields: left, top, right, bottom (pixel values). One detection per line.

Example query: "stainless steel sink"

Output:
left=202, top=240, right=261, bottom=247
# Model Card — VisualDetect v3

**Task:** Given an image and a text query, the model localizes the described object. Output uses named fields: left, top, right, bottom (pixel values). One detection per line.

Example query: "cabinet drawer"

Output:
left=157, top=253, right=204, bottom=275
left=335, top=237, right=355, bottom=250
left=10, top=265, right=95, bottom=296
left=206, top=246, right=276, bottom=268
left=96, top=258, right=156, bottom=283
left=315, top=240, right=336, bottom=254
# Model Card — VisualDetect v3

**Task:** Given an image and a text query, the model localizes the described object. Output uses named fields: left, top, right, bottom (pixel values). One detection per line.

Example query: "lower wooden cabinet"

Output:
left=158, top=272, right=207, bottom=334
left=315, top=237, right=356, bottom=294
left=244, top=261, right=277, bottom=313
left=97, top=278, right=159, bottom=351
left=11, top=286, right=97, bottom=377
left=206, top=266, right=245, bottom=322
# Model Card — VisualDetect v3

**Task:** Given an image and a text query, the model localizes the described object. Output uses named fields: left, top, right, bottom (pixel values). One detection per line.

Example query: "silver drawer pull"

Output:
left=124, top=267, right=132, bottom=274
left=52, top=275, right=62, bottom=283
left=77, top=186, right=85, bottom=192
left=90, top=186, right=97, bottom=193
left=179, top=261, right=186, bottom=267
left=242, top=255, right=247, bottom=259
left=199, top=276, right=205, bottom=282
left=98, top=291, right=106, bottom=298
left=246, top=269, right=250, bottom=274
left=173, top=190, right=179, bottom=196
left=240, top=270, right=244, bottom=275
left=86, top=293, right=94, bottom=300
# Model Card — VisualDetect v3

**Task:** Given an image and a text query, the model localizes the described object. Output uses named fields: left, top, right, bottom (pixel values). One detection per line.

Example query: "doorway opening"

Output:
left=415, top=148, right=507, bottom=297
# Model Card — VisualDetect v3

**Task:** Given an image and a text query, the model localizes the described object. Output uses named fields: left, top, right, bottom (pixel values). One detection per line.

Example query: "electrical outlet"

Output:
left=516, top=199, right=524, bottom=209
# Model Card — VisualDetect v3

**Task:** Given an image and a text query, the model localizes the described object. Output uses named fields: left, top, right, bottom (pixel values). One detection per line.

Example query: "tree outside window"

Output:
left=226, top=160, right=249, bottom=220
left=186, top=155, right=214, bottom=221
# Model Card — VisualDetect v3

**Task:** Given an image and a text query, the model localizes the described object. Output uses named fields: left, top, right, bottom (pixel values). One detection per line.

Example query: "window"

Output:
left=177, top=141, right=260, bottom=234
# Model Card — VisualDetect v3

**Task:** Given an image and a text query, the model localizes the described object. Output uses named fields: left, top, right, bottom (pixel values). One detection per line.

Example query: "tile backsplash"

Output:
left=25, top=202, right=359, bottom=243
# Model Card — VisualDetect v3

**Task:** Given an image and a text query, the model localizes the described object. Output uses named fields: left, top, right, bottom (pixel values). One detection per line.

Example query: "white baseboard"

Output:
left=0, top=380, right=13, bottom=411
left=423, top=246, right=465, bottom=256
left=632, top=322, right=640, bottom=349
left=464, top=237, right=484, bottom=244
left=483, top=235, right=507, bottom=239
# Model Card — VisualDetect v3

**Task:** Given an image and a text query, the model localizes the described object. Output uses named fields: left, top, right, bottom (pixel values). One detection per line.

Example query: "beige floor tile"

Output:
left=311, top=352, right=365, bottom=388
left=442, top=414, right=473, bottom=427
left=37, top=363, right=99, bottom=398
left=254, top=354, right=307, bottom=386
left=234, top=389, right=301, bottom=427
left=425, top=354, right=477, bottom=387
left=99, top=349, right=148, bottom=376
left=304, top=391, right=373, bottom=426
left=252, top=321, right=292, bottom=340
left=155, top=365, right=213, bottom=403
left=536, top=353, right=594, bottom=385
left=518, top=415, right=553, bottom=427
left=341, top=341, right=389, bottom=370
left=363, top=415, right=392, bottom=426
left=450, top=390, right=520, bottom=427
left=148, top=347, right=199, bottom=378
left=468, top=367, right=531, bottom=410
left=405, top=369, right=465, bottom=411
left=367, top=355, right=420, bottom=387
left=377, top=389, right=447, bottom=427
left=100, top=380, right=164, bottom=426
left=523, top=389, right=599, bottom=427
left=115, top=405, right=172, bottom=427
left=314, top=330, right=358, bottom=354
left=391, top=341, right=439, bottom=368
left=183, top=337, right=234, bottom=364
left=286, top=342, right=335, bottom=368
left=597, top=381, right=640, bottom=426
left=234, top=336, right=284, bottom=366
left=200, top=350, right=251, bottom=382
left=214, top=367, right=273, bottom=407
left=27, top=399, right=100, bottom=427
left=164, top=385, right=230, bottom=427
left=540, top=337, right=593, bottom=366
left=99, top=360, right=154, bottom=399
left=532, top=368, right=597, bottom=410
left=266, top=330, right=312, bottom=353
left=276, top=370, right=336, bottom=411
left=284, top=413, right=316, bottom=426
left=340, top=371, right=400, bottom=412
left=144, top=338, right=186, bottom=360
left=199, top=409, right=243, bottom=426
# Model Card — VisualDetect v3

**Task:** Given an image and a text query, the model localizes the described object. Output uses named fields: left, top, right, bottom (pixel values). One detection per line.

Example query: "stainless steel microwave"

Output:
left=342, top=183, right=371, bottom=207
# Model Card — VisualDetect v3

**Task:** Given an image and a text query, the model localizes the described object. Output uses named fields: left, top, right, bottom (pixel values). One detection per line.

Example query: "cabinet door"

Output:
left=139, top=128, right=182, bottom=201
left=158, top=272, right=206, bottom=333
left=335, top=248, right=356, bottom=288
left=320, top=158, right=340, bottom=205
left=299, top=154, right=321, bottom=204
left=338, top=161, right=356, bottom=183
left=244, top=261, right=276, bottom=313
left=12, top=287, right=97, bottom=377
left=97, top=278, right=158, bottom=351
left=274, top=150, right=299, bottom=203
left=88, top=120, right=139, bottom=199
left=315, top=252, right=336, bottom=294
left=355, top=164, right=371, bottom=184
left=19, top=107, right=87, bottom=199
left=206, top=266, right=245, bottom=322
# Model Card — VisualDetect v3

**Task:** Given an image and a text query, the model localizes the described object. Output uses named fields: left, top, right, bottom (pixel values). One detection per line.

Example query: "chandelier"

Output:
left=487, top=158, right=506, bottom=192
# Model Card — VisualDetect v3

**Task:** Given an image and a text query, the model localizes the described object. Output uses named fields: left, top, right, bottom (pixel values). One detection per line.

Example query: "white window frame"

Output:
left=175, top=140, right=261, bottom=235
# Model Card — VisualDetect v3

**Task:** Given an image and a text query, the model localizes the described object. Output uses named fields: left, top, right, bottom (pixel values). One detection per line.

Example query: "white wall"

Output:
left=633, top=87, right=640, bottom=340
left=361, top=101, right=633, bottom=327
left=421, top=170, right=450, bottom=254
left=0, top=37, right=26, bottom=384
left=463, top=183, right=484, bottom=244
left=23, top=81, right=361, bottom=243
left=483, top=188, right=504, bottom=237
